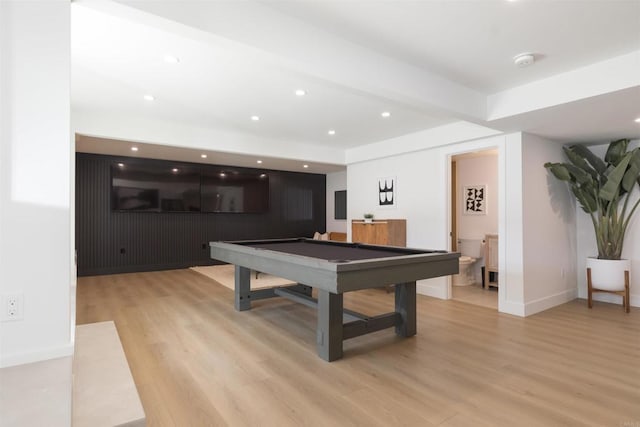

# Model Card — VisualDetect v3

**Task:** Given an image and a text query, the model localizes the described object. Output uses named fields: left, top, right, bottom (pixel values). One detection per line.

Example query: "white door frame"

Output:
left=443, top=137, right=505, bottom=305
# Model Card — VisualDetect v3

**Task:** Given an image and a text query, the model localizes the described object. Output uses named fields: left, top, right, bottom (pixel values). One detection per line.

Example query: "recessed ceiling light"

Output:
left=634, top=117, right=640, bottom=123
left=257, top=160, right=263, bottom=164
left=143, top=94, right=155, bottom=101
left=260, top=174, right=267, bottom=178
left=164, top=55, right=180, bottom=64
left=172, top=168, right=179, bottom=173
left=117, top=163, right=124, bottom=167
left=220, top=172, right=226, bottom=177
left=295, top=89, right=306, bottom=96
left=381, top=111, right=391, bottom=118
left=513, top=52, right=535, bottom=68
left=201, top=154, right=207, bottom=159
left=131, top=147, right=138, bottom=152
left=251, top=115, right=260, bottom=121
left=328, top=129, right=336, bottom=136
left=303, top=164, right=309, bottom=168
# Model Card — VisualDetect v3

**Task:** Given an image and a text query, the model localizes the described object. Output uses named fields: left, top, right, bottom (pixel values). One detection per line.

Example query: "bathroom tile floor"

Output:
left=452, top=283, right=498, bottom=309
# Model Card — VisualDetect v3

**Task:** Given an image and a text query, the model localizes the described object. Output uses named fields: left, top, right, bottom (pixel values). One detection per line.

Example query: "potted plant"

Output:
left=363, top=213, right=374, bottom=224
left=544, top=138, right=640, bottom=294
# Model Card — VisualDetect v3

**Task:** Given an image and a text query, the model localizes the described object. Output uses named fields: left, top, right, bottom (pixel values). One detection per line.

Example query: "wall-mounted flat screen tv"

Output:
left=201, top=170, right=269, bottom=213
left=111, top=162, right=201, bottom=212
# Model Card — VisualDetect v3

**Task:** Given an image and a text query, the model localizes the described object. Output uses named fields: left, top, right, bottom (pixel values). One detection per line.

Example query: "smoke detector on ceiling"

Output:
left=513, top=53, right=535, bottom=68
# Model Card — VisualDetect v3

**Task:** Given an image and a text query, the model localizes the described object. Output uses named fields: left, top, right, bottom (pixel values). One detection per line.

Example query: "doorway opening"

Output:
left=450, top=149, right=499, bottom=310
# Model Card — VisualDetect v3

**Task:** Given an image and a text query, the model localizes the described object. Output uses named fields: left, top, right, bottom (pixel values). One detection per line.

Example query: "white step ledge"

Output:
left=73, top=321, right=145, bottom=427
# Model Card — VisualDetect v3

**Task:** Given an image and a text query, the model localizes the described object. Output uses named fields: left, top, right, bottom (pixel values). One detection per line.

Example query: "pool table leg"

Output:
left=317, top=290, right=343, bottom=361
left=395, top=281, right=416, bottom=337
left=234, top=265, right=251, bottom=311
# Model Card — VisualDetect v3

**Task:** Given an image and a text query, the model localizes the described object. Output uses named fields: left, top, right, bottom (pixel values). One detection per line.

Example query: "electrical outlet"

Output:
left=1, top=293, right=24, bottom=321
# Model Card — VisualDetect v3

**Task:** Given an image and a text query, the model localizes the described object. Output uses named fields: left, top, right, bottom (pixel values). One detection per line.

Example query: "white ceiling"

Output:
left=267, top=0, right=640, bottom=93
left=72, top=0, right=640, bottom=173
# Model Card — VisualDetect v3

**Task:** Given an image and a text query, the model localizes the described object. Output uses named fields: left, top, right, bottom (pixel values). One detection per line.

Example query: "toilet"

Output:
left=453, top=238, right=482, bottom=286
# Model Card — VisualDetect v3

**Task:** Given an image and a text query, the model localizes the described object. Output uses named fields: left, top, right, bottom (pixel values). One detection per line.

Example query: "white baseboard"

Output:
left=417, top=279, right=448, bottom=300
left=0, top=342, right=74, bottom=368
left=524, top=288, right=578, bottom=316
left=498, top=299, right=525, bottom=317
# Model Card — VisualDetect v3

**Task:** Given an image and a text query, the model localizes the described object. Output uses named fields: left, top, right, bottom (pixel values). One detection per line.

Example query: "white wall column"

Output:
left=498, top=133, right=525, bottom=315
left=0, top=1, right=72, bottom=424
left=521, top=133, right=577, bottom=315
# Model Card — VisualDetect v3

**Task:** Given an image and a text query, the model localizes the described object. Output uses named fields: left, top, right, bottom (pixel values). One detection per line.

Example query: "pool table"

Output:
left=209, top=238, right=459, bottom=361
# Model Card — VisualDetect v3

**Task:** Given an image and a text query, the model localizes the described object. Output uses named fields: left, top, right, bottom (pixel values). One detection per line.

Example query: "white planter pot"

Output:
left=586, top=258, right=630, bottom=291
left=364, top=218, right=373, bottom=224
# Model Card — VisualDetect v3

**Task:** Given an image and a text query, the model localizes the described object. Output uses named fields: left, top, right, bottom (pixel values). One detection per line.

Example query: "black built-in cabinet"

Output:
left=75, top=153, right=326, bottom=276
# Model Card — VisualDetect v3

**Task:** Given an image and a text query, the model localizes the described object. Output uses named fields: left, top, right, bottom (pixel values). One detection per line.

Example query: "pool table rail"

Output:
left=210, top=238, right=459, bottom=293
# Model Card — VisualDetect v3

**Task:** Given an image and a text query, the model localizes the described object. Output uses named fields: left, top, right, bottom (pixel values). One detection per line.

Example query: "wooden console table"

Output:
left=352, top=219, right=407, bottom=292
left=351, top=219, right=406, bottom=247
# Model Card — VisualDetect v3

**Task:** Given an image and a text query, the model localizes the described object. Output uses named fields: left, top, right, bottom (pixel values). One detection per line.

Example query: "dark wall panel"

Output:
left=334, top=190, right=347, bottom=220
left=76, top=153, right=326, bottom=276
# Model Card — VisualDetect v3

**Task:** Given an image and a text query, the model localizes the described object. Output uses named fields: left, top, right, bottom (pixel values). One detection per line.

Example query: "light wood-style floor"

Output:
left=77, top=269, right=640, bottom=427
left=452, top=283, right=498, bottom=310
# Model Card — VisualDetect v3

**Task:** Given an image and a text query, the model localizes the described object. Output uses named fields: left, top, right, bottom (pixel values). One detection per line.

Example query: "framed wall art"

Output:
left=463, top=184, right=486, bottom=215
left=378, top=176, right=396, bottom=208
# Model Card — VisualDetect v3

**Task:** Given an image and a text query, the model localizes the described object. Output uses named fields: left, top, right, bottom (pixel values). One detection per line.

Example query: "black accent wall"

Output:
left=76, top=153, right=326, bottom=276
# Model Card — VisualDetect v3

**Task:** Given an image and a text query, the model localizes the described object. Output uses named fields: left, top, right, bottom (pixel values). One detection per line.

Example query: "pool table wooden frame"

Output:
left=210, top=238, right=459, bottom=361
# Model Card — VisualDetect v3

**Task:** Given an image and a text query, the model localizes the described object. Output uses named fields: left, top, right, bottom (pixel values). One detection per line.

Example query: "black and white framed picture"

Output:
left=463, top=184, right=486, bottom=215
left=378, top=176, right=396, bottom=207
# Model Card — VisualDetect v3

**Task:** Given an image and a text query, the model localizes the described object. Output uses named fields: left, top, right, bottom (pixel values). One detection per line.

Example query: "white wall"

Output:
left=348, top=144, right=450, bottom=297
left=576, top=139, right=640, bottom=307
left=326, top=171, right=347, bottom=234
left=348, top=149, right=446, bottom=248
left=347, top=132, right=529, bottom=315
left=0, top=1, right=72, bottom=424
left=346, top=131, right=580, bottom=316
left=522, top=134, right=577, bottom=315
left=0, top=0, right=73, bottom=368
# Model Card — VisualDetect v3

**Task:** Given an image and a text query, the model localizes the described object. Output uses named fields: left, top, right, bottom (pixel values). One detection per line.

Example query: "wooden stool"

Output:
left=587, top=268, right=630, bottom=313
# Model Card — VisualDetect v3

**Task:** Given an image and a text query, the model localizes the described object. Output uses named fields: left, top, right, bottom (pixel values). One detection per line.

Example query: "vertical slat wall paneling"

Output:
left=75, top=153, right=326, bottom=276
